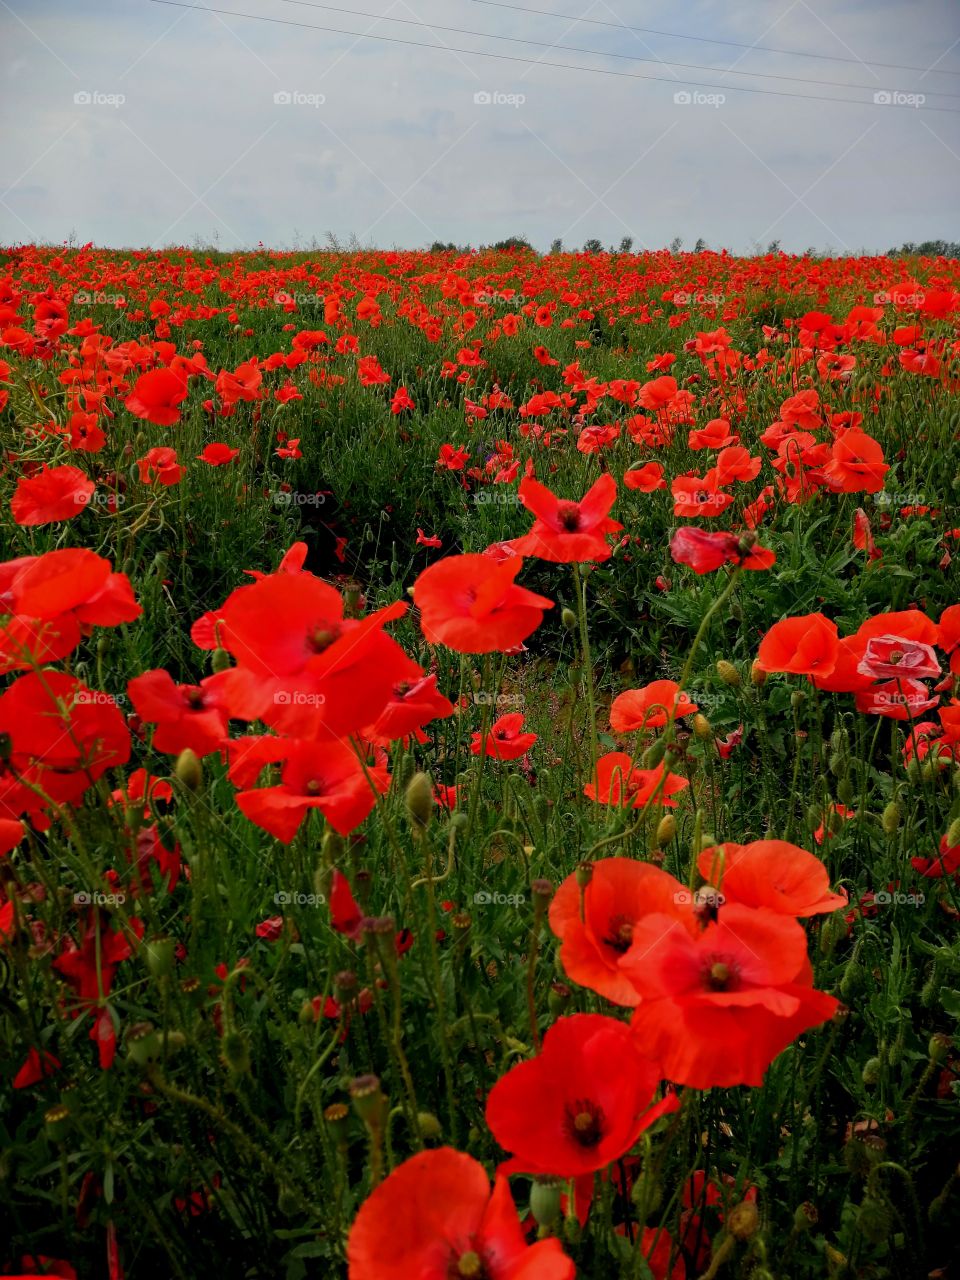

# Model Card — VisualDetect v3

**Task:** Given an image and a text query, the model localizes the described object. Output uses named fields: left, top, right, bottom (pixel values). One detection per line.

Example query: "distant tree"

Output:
left=549, top=238, right=563, bottom=254
left=669, top=236, right=683, bottom=253
left=429, top=241, right=459, bottom=252
left=766, top=239, right=782, bottom=254
left=693, top=237, right=708, bottom=253
left=490, top=235, right=534, bottom=252
left=618, top=236, right=634, bottom=254
left=583, top=238, right=604, bottom=254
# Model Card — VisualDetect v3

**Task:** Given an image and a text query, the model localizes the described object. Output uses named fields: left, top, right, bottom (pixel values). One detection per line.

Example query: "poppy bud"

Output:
left=334, top=970, right=359, bottom=1004
left=220, top=1030, right=251, bottom=1075
left=531, top=878, right=553, bottom=917
left=548, top=980, right=572, bottom=1015
left=948, top=817, right=960, bottom=848
left=324, top=1102, right=351, bottom=1145
left=929, top=1032, right=951, bottom=1063
left=561, top=607, right=578, bottom=632
left=175, top=748, right=203, bottom=792
left=793, top=1201, right=818, bottom=1231
left=716, top=659, right=741, bottom=688
left=350, top=1074, right=386, bottom=1129
left=791, top=690, right=805, bottom=710
left=143, top=935, right=175, bottom=979
left=882, top=801, right=901, bottom=835
left=417, top=1111, right=442, bottom=1140
left=405, top=771, right=433, bottom=834
left=905, top=758, right=922, bottom=784
left=837, top=777, right=855, bottom=805
left=529, top=1177, right=563, bottom=1227
left=819, top=911, right=847, bottom=957
left=298, top=999, right=316, bottom=1026
left=857, top=1194, right=891, bottom=1243
left=642, top=736, right=668, bottom=768
left=750, top=659, right=767, bottom=687
left=44, top=1104, right=73, bottom=1143
left=277, top=1186, right=301, bottom=1217
left=727, top=1199, right=760, bottom=1240
left=691, top=713, right=712, bottom=740
left=827, top=808, right=845, bottom=836
left=211, top=647, right=232, bottom=673
left=656, top=814, right=676, bottom=847
left=368, top=915, right=397, bottom=967
left=862, top=1056, right=881, bottom=1086
left=840, top=961, right=863, bottom=1003
left=321, top=828, right=345, bottom=866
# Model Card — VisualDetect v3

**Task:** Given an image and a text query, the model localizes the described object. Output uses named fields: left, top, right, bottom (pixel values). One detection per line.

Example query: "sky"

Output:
left=1, top=0, right=959, bottom=254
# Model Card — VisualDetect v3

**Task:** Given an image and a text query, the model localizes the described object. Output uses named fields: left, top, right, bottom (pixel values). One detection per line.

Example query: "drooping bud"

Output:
left=561, top=607, right=578, bottom=633
left=641, top=736, right=668, bottom=768
left=417, top=1111, right=442, bottom=1140
left=143, top=935, right=176, bottom=979
left=656, top=814, right=676, bottom=847
left=882, top=801, right=901, bottom=835
left=750, top=659, right=767, bottom=687
left=211, top=647, right=232, bottom=673
left=220, top=1029, right=251, bottom=1075
left=691, top=713, right=712, bottom=740
left=727, top=1199, right=760, bottom=1240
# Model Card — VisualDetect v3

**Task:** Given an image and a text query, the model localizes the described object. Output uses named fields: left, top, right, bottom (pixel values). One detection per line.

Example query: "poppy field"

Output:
left=2, top=242, right=960, bottom=1280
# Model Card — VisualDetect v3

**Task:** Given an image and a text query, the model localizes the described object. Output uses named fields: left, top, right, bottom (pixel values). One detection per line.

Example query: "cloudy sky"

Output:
left=2, top=0, right=959, bottom=253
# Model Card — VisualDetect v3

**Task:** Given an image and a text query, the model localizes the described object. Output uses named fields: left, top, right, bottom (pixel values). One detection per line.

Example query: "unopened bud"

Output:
left=716, top=660, right=741, bottom=688
left=862, top=1056, right=881, bottom=1086
left=727, top=1200, right=760, bottom=1240
left=656, top=814, right=676, bottom=847
left=405, top=771, right=433, bottom=834
left=418, top=1111, right=442, bottom=1140
left=175, top=748, right=203, bottom=792
left=929, top=1032, right=951, bottom=1063
left=691, top=713, right=712, bottom=740
left=211, top=647, right=232, bottom=673
left=561, top=607, right=578, bottom=633
left=882, top=802, right=901, bottom=835
left=750, top=659, right=767, bottom=687
left=220, top=1029, right=251, bottom=1075
left=947, top=817, right=960, bottom=848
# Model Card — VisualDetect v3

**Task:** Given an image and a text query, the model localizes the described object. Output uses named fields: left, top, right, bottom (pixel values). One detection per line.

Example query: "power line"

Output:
left=275, top=0, right=960, bottom=97
left=460, top=0, right=960, bottom=78
left=145, top=0, right=960, bottom=113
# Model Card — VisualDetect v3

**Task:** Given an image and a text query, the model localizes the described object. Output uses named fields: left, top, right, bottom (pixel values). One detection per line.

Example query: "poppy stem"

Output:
left=573, top=564, right=600, bottom=779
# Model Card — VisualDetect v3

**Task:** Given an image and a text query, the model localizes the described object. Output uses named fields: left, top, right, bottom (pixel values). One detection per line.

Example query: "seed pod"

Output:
left=324, top=1102, right=351, bottom=1144
left=349, top=1074, right=386, bottom=1129
left=793, top=1201, right=818, bottom=1232
left=143, top=936, right=176, bottom=979
left=44, top=1104, right=73, bottom=1143
left=548, top=981, right=572, bottom=1015
left=791, top=690, right=805, bottom=710
left=529, top=1177, right=563, bottom=1227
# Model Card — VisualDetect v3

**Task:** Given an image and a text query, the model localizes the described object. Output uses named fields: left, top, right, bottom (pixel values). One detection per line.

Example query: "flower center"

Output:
left=455, top=1252, right=484, bottom=1278
left=603, top=915, right=634, bottom=954
left=308, top=623, right=341, bottom=653
left=304, top=778, right=323, bottom=795
left=703, top=958, right=738, bottom=991
left=184, top=688, right=205, bottom=710
left=556, top=500, right=582, bottom=532
left=564, top=1098, right=604, bottom=1147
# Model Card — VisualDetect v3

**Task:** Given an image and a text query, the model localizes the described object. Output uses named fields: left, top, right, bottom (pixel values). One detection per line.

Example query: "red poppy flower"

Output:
left=623, top=905, right=838, bottom=1088
left=669, top=528, right=775, bottom=574
left=854, top=677, right=939, bottom=721
left=197, top=443, right=239, bottom=465
left=235, top=739, right=389, bottom=842
left=127, top=669, right=230, bottom=757
left=510, top=474, right=623, bottom=563
left=623, top=462, right=666, bottom=492
left=346, top=1146, right=574, bottom=1280
left=549, top=857, right=689, bottom=1006
left=329, top=868, right=364, bottom=940
left=364, top=674, right=454, bottom=745
left=137, top=446, right=186, bottom=486
left=125, top=367, right=189, bottom=426
left=822, top=427, right=889, bottom=494
left=610, top=680, right=697, bottom=732
left=11, top=465, right=94, bottom=526
left=912, top=833, right=960, bottom=879
left=485, top=1014, right=677, bottom=1177
left=697, top=841, right=848, bottom=917
left=756, top=614, right=839, bottom=677
left=471, top=712, right=537, bottom=759
left=413, top=554, right=553, bottom=654
left=584, top=754, right=689, bottom=810
left=12, top=1046, right=61, bottom=1089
